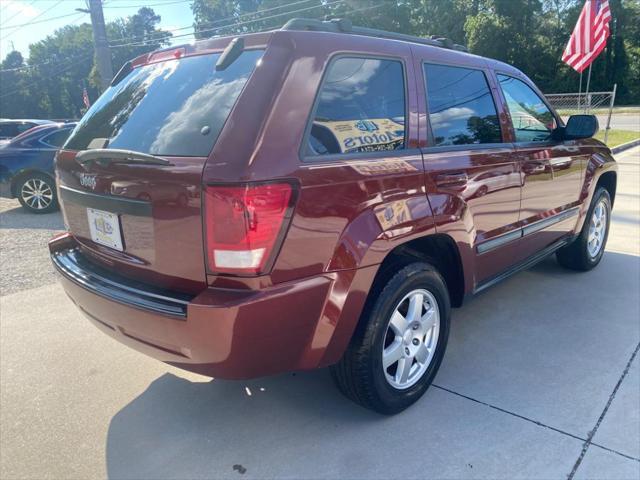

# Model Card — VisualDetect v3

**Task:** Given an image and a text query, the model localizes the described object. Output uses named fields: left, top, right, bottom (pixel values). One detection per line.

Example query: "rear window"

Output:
left=65, top=50, right=264, bottom=157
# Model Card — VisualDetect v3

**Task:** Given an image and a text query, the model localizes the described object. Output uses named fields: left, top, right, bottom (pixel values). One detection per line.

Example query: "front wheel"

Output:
left=557, top=187, right=611, bottom=271
left=16, top=173, right=58, bottom=214
left=330, top=262, right=450, bottom=414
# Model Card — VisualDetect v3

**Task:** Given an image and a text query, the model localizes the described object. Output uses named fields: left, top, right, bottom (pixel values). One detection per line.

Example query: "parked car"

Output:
left=0, top=122, right=76, bottom=213
left=0, top=119, right=54, bottom=145
left=49, top=19, right=616, bottom=414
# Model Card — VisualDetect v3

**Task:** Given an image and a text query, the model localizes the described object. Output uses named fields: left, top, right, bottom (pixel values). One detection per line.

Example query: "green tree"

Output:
left=189, top=0, right=640, bottom=104
left=0, top=7, right=172, bottom=119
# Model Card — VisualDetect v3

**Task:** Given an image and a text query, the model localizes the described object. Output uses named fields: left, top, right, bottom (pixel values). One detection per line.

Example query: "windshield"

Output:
left=65, top=49, right=264, bottom=157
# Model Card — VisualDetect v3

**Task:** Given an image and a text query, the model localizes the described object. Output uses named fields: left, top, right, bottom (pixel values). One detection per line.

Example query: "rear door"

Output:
left=417, top=60, right=522, bottom=282
left=56, top=48, right=264, bottom=294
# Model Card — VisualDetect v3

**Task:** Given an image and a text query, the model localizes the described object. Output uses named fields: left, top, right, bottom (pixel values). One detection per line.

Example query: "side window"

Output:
left=424, top=64, right=502, bottom=146
left=17, top=123, right=34, bottom=134
left=306, top=57, right=406, bottom=157
left=42, top=128, right=72, bottom=148
left=497, top=74, right=556, bottom=142
left=0, top=123, right=20, bottom=138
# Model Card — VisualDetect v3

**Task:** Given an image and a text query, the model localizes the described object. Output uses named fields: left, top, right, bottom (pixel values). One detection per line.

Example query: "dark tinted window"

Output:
left=424, top=64, right=501, bottom=146
left=42, top=128, right=72, bottom=147
left=497, top=74, right=556, bottom=142
left=0, top=122, right=33, bottom=138
left=307, top=57, right=405, bottom=156
left=65, top=50, right=263, bottom=156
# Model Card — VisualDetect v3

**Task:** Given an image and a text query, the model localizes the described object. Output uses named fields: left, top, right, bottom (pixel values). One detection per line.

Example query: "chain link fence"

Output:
left=545, top=85, right=617, bottom=143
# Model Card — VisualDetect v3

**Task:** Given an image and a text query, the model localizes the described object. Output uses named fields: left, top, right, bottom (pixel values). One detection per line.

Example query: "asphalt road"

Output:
left=1, top=147, right=639, bottom=479
left=597, top=113, right=640, bottom=132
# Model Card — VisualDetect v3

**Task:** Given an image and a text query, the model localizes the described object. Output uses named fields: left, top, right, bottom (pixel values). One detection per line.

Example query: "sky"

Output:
left=0, top=0, right=196, bottom=60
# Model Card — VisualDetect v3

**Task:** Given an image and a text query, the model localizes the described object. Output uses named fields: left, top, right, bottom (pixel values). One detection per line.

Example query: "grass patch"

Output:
left=594, top=129, right=639, bottom=147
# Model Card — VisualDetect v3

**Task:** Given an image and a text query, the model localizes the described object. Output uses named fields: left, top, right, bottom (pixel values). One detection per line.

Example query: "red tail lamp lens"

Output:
left=204, top=183, right=294, bottom=275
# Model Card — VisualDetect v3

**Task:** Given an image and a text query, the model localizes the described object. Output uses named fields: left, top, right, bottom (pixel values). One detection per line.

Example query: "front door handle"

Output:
left=436, top=172, right=468, bottom=187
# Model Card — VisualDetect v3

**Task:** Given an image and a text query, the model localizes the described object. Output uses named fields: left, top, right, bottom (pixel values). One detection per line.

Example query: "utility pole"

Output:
left=79, top=0, right=113, bottom=91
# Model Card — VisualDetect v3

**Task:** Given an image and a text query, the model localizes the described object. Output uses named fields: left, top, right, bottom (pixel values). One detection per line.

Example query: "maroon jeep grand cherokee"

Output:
left=50, top=19, right=617, bottom=414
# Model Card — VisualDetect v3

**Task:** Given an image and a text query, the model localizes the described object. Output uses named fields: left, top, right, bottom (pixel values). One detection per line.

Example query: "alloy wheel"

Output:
left=21, top=178, right=53, bottom=211
left=382, top=288, right=440, bottom=390
left=587, top=199, right=607, bottom=258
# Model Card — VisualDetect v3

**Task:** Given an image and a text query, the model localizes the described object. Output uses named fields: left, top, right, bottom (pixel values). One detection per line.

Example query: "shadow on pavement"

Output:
left=105, top=369, right=380, bottom=479
left=0, top=204, right=64, bottom=230
left=104, top=252, right=639, bottom=479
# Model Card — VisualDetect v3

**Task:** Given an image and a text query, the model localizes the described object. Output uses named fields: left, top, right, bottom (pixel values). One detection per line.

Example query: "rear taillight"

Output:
left=203, top=182, right=295, bottom=275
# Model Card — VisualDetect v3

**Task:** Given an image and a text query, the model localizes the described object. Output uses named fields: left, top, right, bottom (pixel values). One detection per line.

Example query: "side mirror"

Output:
left=564, top=114, right=599, bottom=140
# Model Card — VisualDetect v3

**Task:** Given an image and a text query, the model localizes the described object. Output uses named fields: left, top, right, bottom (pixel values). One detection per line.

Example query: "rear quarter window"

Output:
left=305, top=56, right=406, bottom=158
left=65, top=50, right=264, bottom=157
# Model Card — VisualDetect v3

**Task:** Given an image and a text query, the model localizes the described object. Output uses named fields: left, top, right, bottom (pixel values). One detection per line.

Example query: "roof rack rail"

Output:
left=281, top=18, right=469, bottom=53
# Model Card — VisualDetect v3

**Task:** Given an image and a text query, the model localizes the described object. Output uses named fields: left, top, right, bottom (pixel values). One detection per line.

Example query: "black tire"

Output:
left=16, top=172, right=58, bottom=214
left=556, top=187, right=611, bottom=271
left=330, top=262, right=451, bottom=414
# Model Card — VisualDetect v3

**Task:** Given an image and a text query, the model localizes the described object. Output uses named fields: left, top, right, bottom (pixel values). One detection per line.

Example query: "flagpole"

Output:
left=578, top=71, right=583, bottom=111
left=584, top=63, right=593, bottom=113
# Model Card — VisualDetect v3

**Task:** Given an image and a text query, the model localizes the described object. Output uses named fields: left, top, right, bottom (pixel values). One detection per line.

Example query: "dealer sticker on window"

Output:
left=87, top=208, right=124, bottom=251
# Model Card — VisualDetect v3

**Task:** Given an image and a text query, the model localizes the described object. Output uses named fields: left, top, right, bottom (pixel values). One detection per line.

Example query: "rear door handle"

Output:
left=436, top=172, right=468, bottom=186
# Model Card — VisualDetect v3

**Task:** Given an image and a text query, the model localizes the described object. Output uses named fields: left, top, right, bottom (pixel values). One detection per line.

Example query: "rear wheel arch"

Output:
left=368, top=234, right=465, bottom=310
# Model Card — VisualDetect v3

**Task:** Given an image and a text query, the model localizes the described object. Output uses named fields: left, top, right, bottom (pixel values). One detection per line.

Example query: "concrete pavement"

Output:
left=1, top=147, right=639, bottom=479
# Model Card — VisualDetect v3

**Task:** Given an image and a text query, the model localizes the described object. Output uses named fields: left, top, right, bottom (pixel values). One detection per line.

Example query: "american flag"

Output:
left=562, top=0, right=611, bottom=73
left=82, top=87, right=91, bottom=109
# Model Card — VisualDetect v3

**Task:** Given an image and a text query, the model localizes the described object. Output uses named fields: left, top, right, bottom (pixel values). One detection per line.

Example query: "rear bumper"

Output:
left=50, top=233, right=374, bottom=379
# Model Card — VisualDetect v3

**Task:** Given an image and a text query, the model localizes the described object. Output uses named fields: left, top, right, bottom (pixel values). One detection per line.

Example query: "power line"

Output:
left=0, top=52, right=94, bottom=99
left=0, top=0, right=38, bottom=26
left=0, top=14, right=88, bottom=73
left=103, top=0, right=191, bottom=8
left=1, top=0, right=64, bottom=41
left=1, top=1, right=384, bottom=75
left=104, top=0, right=314, bottom=47
left=110, top=0, right=344, bottom=48
left=1, top=11, right=87, bottom=30
left=121, top=0, right=317, bottom=36
left=107, top=0, right=318, bottom=47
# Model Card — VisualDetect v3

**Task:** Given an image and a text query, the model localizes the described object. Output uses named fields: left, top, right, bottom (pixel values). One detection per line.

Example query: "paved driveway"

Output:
left=1, top=147, right=639, bottom=479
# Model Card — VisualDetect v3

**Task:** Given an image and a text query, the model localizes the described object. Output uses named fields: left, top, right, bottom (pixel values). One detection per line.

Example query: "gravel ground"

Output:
left=0, top=198, right=64, bottom=296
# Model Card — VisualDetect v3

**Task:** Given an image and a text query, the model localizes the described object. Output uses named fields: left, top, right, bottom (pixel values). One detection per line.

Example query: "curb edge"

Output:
left=611, top=138, right=640, bottom=154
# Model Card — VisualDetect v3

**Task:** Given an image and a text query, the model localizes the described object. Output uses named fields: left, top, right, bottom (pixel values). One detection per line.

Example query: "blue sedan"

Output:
left=0, top=123, right=75, bottom=213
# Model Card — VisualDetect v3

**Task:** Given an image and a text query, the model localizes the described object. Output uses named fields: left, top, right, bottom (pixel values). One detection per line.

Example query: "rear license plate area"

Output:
left=87, top=208, right=124, bottom=251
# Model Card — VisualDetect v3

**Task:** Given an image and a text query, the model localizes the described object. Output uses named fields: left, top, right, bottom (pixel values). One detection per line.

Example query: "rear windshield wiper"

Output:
left=76, top=148, right=173, bottom=167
